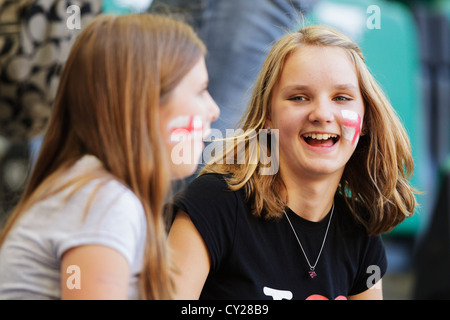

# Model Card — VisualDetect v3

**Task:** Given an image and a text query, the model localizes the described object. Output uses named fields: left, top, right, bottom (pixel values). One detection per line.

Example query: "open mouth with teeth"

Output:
left=302, top=133, right=340, bottom=147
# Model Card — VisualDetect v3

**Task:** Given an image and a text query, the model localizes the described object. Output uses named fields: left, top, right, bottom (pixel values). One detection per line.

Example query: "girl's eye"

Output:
left=199, top=87, right=209, bottom=96
left=334, top=96, right=352, bottom=102
left=289, top=96, right=308, bottom=102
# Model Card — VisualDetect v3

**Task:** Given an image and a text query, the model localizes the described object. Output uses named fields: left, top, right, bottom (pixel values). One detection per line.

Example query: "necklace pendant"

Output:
left=309, top=270, right=317, bottom=278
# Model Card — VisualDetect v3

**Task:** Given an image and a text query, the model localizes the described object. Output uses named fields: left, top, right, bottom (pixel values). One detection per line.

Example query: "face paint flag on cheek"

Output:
left=341, top=110, right=362, bottom=145
left=168, top=115, right=203, bottom=142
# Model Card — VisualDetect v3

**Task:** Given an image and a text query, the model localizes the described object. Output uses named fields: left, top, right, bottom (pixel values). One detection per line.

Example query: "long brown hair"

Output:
left=0, top=14, right=206, bottom=299
left=203, top=25, right=417, bottom=235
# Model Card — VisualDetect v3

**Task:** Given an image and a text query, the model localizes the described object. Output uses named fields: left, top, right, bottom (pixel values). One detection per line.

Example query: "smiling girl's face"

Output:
left=268, top=45, right=365, bottom=180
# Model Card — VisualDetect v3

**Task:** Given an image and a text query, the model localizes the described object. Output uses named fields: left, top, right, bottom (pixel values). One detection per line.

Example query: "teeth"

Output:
left=303, top=133, right=338, bottom=140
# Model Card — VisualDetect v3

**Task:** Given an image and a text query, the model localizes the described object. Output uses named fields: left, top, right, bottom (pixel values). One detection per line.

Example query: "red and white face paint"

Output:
left=340, top=110, right=362, bottom=145
left=168, top=115, right=203, bottom=142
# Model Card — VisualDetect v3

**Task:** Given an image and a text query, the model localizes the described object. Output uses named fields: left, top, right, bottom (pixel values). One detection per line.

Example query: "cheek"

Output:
left=340, top=110, right=362, bottom=145
left=276, top=113, right=300, bottom=135
left=277, top=121, right=296, bottom=144
left=167, top=115, right=203, bottom=142
left=165, top=115, right=205, bottom=179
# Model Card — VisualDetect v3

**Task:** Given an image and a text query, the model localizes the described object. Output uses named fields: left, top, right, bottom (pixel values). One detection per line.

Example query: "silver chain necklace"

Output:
left=283, top=203, right=334, bottom=279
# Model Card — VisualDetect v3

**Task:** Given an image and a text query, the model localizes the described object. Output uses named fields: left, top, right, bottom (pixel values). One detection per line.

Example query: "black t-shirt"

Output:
left=172, top=173, right=387, bottom=300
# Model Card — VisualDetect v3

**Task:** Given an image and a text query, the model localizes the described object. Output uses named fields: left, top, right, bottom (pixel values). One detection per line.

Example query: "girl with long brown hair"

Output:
left=169, top=25, right=417, bottom=300
left=0, top=14, right=219, bottom=299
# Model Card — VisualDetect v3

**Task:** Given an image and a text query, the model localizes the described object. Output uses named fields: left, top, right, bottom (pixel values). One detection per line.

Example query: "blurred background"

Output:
left=0, top=0, right=449, bottom=299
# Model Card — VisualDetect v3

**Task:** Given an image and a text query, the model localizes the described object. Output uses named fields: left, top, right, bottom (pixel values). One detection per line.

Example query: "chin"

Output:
left=171, top=164, right=198, bottom=180
left=168, top=140, right=204, bottom=180
left=297, top=156, right=340, bottom=174
left=309, top=163, right=344, bottom=177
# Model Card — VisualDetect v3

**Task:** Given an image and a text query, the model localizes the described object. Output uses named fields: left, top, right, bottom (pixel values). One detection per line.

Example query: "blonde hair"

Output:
left=203, top=25, right=417, bottom=235
left=0, top=14, right=206, bottom=299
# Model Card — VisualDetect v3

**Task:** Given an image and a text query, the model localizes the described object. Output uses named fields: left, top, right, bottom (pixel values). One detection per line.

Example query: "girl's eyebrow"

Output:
left=333, top=83, right=358, bottom=91
left=280, top=84, right=310, bottom=93
left=280, top=83, right=358, bottom=93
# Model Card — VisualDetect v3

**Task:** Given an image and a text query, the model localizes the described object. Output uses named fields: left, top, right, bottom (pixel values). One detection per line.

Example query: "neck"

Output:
left=281, top=170, right=341, bottom=222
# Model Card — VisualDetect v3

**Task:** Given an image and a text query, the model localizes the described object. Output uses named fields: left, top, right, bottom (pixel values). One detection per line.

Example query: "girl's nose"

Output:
left=307, top=98, right=334, bottom=124
left=207, top=92, right=220, bottom=123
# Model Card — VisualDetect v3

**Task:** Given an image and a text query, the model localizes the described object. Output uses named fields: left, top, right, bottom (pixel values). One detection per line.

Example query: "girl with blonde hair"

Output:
left=0, top=14, right=219, bottom=299
left=169, top=25, right=416, bottom=300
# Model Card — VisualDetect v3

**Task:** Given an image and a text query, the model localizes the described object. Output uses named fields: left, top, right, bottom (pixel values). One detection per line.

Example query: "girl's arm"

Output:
left=61, top=245, right=130, bottom=299
left=348, top=279, right=383, bottom=300
left=168, top=211, right=211, bottom=299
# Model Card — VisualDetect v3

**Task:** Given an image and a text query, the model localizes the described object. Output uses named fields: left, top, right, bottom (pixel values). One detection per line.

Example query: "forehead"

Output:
left=278, top=45, right=359, bottom=89
left=178, top=56, right=208, bottom=86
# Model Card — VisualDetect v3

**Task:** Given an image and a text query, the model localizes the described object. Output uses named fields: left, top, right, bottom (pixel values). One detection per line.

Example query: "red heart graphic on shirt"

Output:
left=306, top=294, right=347, bottom=300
